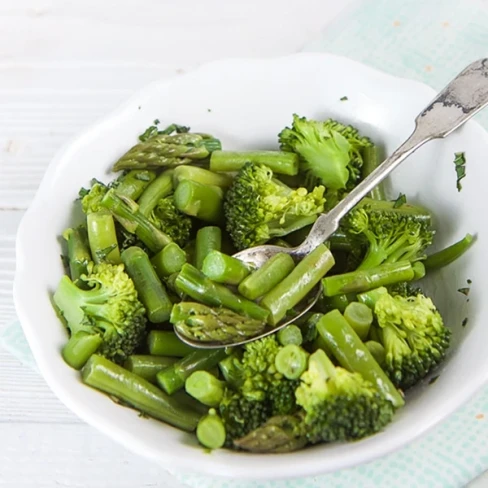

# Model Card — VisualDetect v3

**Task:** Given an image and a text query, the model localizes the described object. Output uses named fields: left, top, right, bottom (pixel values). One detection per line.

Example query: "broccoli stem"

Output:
left=101, top=189, right=172, bottom=253
left=175, top=264, right=270, bottom=321
left=173, top=165, right=233, bottom=189
left=361, top=145, right=387, bottom=200
left=277, top=324, right=303, bottom=346
left=201, top=250, right=251, bottom=285
left=86, top=211, right=122, bottom=264
left=116, top=170, right=157, bottom=200
left=274, top=344, right=308, bottom=380
left=261, top=245, right=335, bottom=326
left=147, top=330, right=196, bottom=357
left=137, top=170, right=174, bottom=216
left=424, top=233, right=475, bottom=271
left=82, top=354, right=201, bottom=431
left=185, top=370, right=225, bottom=407
left=343, top=302, right=373, bottom=340
left=365, top=341, right=386, bottom=367
left=210, top=150, right=299, bottom=176
left=123, top=355, right=178, bottom=384
left=195, top=226, right=222, bottom=270
left=174, top=180, right=224, bottom=224
left=151, top=242, right=187, bottom=278
left=238, top=253, right=295, bottom=301
left=356, top=287, right=389, bottom=309
left=196, top=409, right=226, bottom=449
left=63, top=227, right=91, bottom=281
left=62, top=331, right=103, bottom=370
left=156, top=348, right=227, bottom=395
left=322, top=261, right=415, bottom=296
left=171, top=302, right=266, bottom=344
left=121, top=247, right=173, bottom=323
left=316, top=310, right=405, bottom=408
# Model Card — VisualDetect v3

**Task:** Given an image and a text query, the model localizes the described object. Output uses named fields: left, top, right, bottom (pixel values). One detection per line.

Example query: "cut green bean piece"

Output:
left=424, top=233, right=475, bottom=271
left=156, top=349, right=227, bottom=395
left=185, top=370, right=225, bottom=407
left=137, top=170, right=174, bottom=216
left=361, top=145, right=387, bottom=201
left=201, top=250, right=251, bottom=285
left=210, top=150, right=299, bottom=176
left=274, top=345, right=308, bottom=380
left=277, top=325, right=303, bottom=346
left=195, top=226, right=222, bottom=270
left=151, top=242, right=187, bottom=278
left=173, top=165, right=233, bottom=189
left=86, top=211, right=121, bottom=264
left=62, top=331, right=103, bottom=370
left=121, top=247, right=173, bottom=323
left=322, top=261, right=415, bottom=296
left=238, top=253, right=295, bottom=301
left=357, top=287, right=389, bottom=309
left=261, top=245, right=335, bottom=326
left=174, top=180, right=224, bottom=224
left=63, top=226, right=91, bottom=281
left=343, top=302, right=373, bottom=340
left=412, top=261, right=426, bottom=280
left=82, top=354, right=201, bottom=431
left=196, top=409, right=226, bottom=449
left=147, top=330, right=196, bottom=357
left=316, top=310, right=404, bottom=407
left=123, top=355, right=178, bottom=384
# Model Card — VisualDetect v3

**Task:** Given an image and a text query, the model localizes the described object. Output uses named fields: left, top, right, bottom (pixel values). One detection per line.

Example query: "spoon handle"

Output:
left=296, top=58, right=488, bottom=257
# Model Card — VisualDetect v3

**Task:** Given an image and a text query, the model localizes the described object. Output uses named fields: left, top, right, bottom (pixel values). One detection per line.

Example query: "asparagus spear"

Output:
left=121, top=247, right=173, bottom=323
left=343, top=302, right=373, bottom=340
left=101, top=189, right=172, bottom=253
left=361, top=144, right=386, bottom=201
left=115, top=169, right=157, bottom=200
left=82, top=354, right=201, bottom=431
left=175, top=264, right=269, bottom=321
left=147, top=330, right=196, bottom=357
left=185, top=370, right=225, bottom=407
left=171, top=302, right=266, bottom=344
left=112, top=133, right=221, bottom=171
left=123, top=355, right=178, bottom=384
left=86, top=211, right=121, bottom=264
left=173, top=165, right=233, bottom=189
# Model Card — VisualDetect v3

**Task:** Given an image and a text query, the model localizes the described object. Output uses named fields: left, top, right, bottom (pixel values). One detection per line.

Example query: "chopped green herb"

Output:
left=467, top=278, right=472, bottom=284
left=154, top=118, right=160, bottom=125
left=462, top=317, right=469, bottom=328
left=458, top=287, right=470, bottom=296
left=138, top=125, right=159, bottom=142
left=95, top=244, right=118, bottom=262
left=428, top=375, right=440, bottom=385
left=454, top=152, right=466, bottom=192
left=208, top=108, right=212, bottom=112
left=393, top=193, right=407, bottom=208
left=340, top=96, right=348, bottom=101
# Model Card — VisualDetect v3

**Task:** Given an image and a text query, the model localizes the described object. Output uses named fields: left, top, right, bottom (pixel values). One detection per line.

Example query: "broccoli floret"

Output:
left=80, top=180, right=109, bottom=214
left=224, top=162, right=325, bottom=250
left=147, top=195, right=192, bottom=247
left=342, top=199, right=434, bottom=270
left=372, top=289, right=451, bottom=390
left=279, top=115, right=372, bottom=195
left=53, top=262, right=147, bottom=367
left=295, top=349, right=394, bottom=444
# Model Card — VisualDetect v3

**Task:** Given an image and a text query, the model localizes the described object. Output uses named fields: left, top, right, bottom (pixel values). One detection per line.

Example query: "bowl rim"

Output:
left=13, top=52, right=488, bottom=480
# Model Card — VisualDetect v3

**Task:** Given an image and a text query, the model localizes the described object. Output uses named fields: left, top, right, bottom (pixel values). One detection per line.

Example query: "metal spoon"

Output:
left=176, top=58, right=488, bottom=349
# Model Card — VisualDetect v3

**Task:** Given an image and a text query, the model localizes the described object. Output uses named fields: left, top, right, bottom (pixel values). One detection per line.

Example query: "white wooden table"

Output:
left=1, top=2, right=487, bottom=487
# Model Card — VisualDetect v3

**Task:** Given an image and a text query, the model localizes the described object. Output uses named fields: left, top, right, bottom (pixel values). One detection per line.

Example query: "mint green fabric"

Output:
left=3, top=0, right=488, bottom=486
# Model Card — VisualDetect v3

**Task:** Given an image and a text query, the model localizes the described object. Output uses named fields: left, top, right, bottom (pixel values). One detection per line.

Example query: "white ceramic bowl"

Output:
left=13, top=53, right=488, bottom=480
